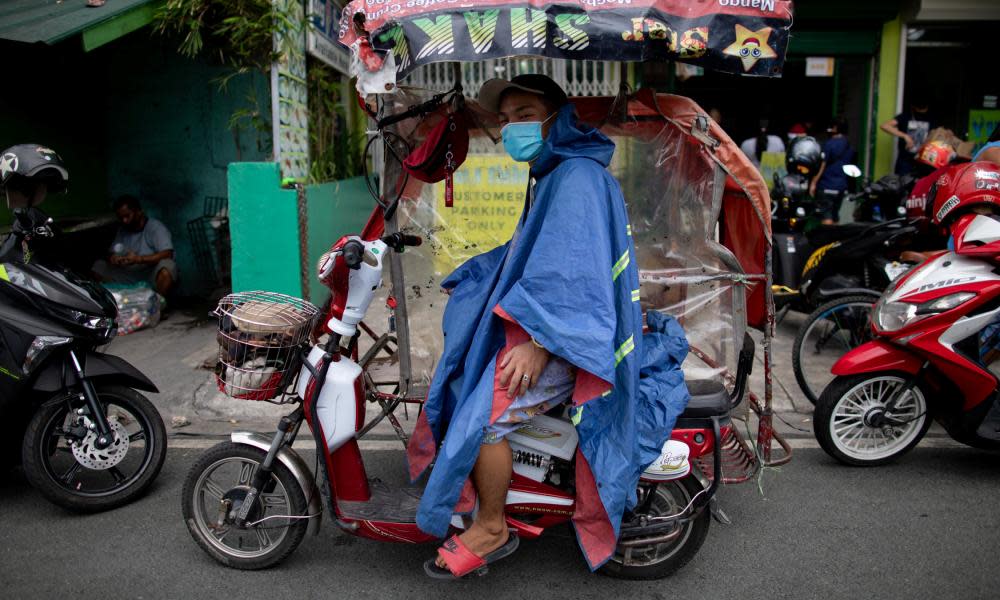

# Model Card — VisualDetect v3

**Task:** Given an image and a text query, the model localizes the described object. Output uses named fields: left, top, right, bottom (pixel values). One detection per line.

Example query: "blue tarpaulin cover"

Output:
left=407, top=104, right=690, bottom=569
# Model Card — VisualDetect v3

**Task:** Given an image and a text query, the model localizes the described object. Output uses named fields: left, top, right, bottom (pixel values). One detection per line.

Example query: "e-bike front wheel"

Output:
left=182, top=442, right=310, bottom=569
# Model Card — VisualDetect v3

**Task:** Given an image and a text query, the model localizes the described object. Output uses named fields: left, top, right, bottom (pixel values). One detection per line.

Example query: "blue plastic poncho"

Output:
left=407, top=104, right=690, bottom=569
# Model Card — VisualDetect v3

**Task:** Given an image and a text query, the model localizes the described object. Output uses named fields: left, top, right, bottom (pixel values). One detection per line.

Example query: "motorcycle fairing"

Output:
left=32, top=350, right=158, bottom=393
left=952, top=213, right=1000, bottom=258
left=831, top=340, right=924, bottom=377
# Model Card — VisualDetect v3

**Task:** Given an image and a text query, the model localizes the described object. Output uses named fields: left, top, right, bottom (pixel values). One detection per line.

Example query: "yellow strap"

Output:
left=570, top=406, right=584, bottom=426
left=0, top=264, right=8, bottom=282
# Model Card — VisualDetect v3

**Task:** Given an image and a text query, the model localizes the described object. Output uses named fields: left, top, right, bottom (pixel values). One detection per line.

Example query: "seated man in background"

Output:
left=92, top=195, right=177, bottom=297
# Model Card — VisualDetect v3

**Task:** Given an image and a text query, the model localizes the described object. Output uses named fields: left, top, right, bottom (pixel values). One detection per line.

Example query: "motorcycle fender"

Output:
left=232, top=431, right=323, bottom=537
left=33, top=351, right=159, bottom=393
left=831, top=340, right=923, bottom=377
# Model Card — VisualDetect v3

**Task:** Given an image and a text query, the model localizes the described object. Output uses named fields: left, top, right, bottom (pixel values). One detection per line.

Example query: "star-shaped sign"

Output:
left=0, top=153, right=18, bottom=179
left=723, top=25, right=777, bottom=72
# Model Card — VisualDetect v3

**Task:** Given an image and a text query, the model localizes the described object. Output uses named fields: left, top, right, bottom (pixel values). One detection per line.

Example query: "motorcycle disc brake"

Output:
left=71, top=417, right=130, bottom=470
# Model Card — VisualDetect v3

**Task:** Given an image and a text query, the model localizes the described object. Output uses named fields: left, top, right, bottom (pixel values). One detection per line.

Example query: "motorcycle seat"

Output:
left=805, top=222, right=874, bottom=247
left=680, top=379, right=731, bottom=418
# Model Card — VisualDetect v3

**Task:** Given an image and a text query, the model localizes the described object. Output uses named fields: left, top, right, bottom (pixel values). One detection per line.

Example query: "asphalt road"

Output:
left=2, top=445, right=998, bottom=600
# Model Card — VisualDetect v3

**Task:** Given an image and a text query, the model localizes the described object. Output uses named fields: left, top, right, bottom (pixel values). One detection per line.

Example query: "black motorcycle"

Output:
left=0, top=207, right=166, bottom=511
left=849, top=173, right=916, bottom=223
left=771, top=172, right=816, bottom=234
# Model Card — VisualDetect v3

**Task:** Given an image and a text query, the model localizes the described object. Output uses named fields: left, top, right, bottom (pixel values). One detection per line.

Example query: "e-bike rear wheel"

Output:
left=600, top=475, right=710, bottom=580
left=182, top=442, right=310, bottom=569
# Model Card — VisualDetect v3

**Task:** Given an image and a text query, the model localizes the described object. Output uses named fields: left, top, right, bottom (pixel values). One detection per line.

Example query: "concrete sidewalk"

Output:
left=106, top=308, right=820, bottom=442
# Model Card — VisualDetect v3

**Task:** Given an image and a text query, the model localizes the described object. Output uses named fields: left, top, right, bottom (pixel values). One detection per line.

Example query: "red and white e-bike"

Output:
left=182, top=228, right=756, bottom=579
left=814, top=212, right=1000, bottom=466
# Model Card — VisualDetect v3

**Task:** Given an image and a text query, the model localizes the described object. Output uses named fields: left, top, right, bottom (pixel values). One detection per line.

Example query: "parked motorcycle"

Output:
left=813, top=210, right=1000, bottom=466
left=849, top=173, right=915, bottom=223
left=182, top=232, right=757, bottom=578
left=0, top=145, right=165, bottom=510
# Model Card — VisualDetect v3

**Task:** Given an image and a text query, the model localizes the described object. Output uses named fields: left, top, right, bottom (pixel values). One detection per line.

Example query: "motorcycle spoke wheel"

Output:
left=793, top=297, right=875, bottom=405
left=815, top=374, right=930, bottom=466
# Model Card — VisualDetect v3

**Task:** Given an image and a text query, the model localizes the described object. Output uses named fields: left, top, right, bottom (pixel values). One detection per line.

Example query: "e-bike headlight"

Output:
left=23, top=336, right=72, bottom=374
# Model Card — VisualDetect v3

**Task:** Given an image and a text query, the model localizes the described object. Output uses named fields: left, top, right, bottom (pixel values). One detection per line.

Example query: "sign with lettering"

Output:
left=431, top=154, right=529, bottom=274
left=339, top=0, right=793, bottom=80
left=805, top=56, right=834, bottom=77
left=308, top=0, right=351, bottom=75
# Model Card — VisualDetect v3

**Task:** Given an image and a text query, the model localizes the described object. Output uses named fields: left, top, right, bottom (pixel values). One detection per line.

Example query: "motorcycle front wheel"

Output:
left=814, top=373, right=931, bottom=466
left=182, top=442, right=310, bottom=570
left=21, top=384, right=166, bottom=511
left=600, top=475, right=710, bottom=580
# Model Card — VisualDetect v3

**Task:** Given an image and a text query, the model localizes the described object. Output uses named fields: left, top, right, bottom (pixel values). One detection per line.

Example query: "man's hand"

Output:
left=109, top=253, right=137, bottom=266
left=116, top=252, right=141, bottom=266
left=903, top=134, right=915, bottom=151
left=498, top=342, right=549, bottom=399
left=808, top=181, right=818, bottom=197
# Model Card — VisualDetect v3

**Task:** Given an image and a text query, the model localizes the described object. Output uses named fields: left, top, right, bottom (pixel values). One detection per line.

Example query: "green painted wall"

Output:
left=103, top=33, right=270, bottom=295
left=873, top=17, right=902, bottom=179
left=305, top=176, right=374, bottom=305
left=0, top=31, right=270, bottom=296
left=229, top=162, right=373, bottom=305
left=229, top=163, right=302, bottom=298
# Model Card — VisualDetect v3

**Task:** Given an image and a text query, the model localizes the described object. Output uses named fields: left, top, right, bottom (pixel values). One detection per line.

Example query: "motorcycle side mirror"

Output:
left=842, top=164, right=862, bottom=178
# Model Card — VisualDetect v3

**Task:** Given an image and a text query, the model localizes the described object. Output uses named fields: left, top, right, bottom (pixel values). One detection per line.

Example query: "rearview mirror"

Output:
left=842, top=164, right=862, bottom=178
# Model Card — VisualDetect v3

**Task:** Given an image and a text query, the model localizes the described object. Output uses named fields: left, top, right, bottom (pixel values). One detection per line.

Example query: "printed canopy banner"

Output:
left=338, top=0, right=793, bottom=79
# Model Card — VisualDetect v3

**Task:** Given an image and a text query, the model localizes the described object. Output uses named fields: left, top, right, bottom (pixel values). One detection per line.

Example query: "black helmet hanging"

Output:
left=786, top=136, right=824, bottom=178
left=1, top=144, right=69, bottom=194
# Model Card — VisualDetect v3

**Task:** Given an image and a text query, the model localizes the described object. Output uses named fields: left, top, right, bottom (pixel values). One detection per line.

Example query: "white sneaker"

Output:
left=642, top=440, right=691, bottom=480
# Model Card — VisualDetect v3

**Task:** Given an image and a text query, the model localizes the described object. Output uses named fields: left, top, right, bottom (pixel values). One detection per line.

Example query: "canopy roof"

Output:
left=339, top=0, right=793, bottom=79
left=0, top=0, right=156, bottom=50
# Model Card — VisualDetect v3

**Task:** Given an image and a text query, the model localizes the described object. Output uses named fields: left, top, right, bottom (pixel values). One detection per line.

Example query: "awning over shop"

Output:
left=0, top=0, right=159, bottom=51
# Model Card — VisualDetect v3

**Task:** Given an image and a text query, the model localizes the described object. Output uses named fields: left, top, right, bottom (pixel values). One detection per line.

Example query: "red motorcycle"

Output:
left=814, top=209, right=1000, bottom=466
left=181, top=228, right=760, bottom=578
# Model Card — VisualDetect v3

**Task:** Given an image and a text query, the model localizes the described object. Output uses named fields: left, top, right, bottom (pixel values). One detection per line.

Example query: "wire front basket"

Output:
left=214, top=291, right=319, bottom=402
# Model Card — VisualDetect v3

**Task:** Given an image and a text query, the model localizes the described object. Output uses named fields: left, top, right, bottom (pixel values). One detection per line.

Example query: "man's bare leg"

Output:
left=435, top=439, right=512, bottom=568
left=154, top=268, right=173, bottom=296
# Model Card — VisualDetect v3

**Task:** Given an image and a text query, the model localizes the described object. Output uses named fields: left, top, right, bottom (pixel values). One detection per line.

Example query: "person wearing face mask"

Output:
left=415, top=75, right=662, bottom=578
left=91, top=194, right=177, bottom=297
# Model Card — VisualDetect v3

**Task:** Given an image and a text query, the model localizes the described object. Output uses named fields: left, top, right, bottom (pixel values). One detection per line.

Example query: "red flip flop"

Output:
left=423, top=532, right=519, bottom=580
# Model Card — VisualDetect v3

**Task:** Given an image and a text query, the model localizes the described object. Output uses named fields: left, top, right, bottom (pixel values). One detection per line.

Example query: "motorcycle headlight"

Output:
left=796, top=206, right=807, bottom=217
left=68, top=309, right=114, bottom=331
left=23, top=336, right=72, bottom=374
left=876, top=292, right=976, bottom=332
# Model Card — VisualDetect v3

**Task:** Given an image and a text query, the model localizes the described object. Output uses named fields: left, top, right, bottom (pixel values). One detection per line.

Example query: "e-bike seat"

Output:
left=679, top=379, right=731, bottom=418
left=679, top=333, right=756, bottom=419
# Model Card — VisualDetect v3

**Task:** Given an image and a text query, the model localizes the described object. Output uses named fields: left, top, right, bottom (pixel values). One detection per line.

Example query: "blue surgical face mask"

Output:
left=501, top=113, right=556, bottom=162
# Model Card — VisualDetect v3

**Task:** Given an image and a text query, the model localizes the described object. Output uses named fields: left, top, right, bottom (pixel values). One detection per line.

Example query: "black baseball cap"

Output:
left=478, top=74, right=570, bottom=114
